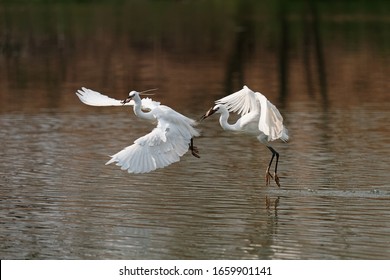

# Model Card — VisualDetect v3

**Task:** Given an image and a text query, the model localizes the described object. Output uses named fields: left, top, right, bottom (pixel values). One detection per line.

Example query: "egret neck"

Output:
left=131, top=92, right=155, bottom=121
left=218, top=105, right=239, bottom=131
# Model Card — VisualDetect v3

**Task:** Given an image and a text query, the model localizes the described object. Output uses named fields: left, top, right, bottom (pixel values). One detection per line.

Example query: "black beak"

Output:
left=200, top=107, right=217, bottom=121
left=121, top=97, right=132, bottom=105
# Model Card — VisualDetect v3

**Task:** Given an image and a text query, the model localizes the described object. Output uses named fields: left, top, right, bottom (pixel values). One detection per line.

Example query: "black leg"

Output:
left=269, top=147, right=280, bottom=175
left=189, top=138, right=200, bottom=158
left=267, top=146, right=277, bottom=172
left=266, top=146, right=280, bottom=187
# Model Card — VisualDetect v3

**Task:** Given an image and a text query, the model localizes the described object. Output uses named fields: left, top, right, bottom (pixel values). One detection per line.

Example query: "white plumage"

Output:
left=202, top=85, right=288, bottom=186
left=76, top=87, right=200, bottom=173
left=76, top=87, right=160, bottom=109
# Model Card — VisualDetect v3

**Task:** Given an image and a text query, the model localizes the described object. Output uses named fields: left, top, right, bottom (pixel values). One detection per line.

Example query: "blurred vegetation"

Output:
left=1, top=0, right=388, bottom=52
left=0, top=0, right=388, bottom=101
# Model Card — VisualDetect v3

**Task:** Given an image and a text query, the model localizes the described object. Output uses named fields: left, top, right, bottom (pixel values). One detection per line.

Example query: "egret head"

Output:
left=121, top=91, right=138, bottom=104
left=128, top=91, right=138, bottom=98
left=201, top=104, right=221, bottom=120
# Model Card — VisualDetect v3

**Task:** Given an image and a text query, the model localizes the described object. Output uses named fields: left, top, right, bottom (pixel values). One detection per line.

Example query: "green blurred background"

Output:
left=0, top=0, right=388, bottom=111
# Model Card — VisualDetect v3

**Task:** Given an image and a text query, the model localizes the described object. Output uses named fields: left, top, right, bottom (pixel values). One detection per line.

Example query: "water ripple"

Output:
left=1, top=105, right=390, bottom=259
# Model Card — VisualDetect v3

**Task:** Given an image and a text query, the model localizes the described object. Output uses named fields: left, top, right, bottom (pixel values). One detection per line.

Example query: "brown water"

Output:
left=0, top=1, right=389, bottom=259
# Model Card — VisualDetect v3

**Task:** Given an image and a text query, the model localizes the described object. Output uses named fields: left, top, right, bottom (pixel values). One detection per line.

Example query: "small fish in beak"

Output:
left=201, top=106, right=218, bottom=121
left=121, top=97, right=132, bottom=105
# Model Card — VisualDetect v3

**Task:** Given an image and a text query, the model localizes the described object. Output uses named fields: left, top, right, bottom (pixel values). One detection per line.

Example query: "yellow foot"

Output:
left=190, top=146, right=200, bottom=158
left=265, top=168, right=273, bottom=186
left=274, top=173, right=280, bottom=187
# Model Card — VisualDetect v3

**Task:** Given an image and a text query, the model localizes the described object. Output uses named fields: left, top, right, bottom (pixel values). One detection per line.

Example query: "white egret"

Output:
left=201, top=85, right=288, bottom=187
left=76, top=87, right=200, bottom=173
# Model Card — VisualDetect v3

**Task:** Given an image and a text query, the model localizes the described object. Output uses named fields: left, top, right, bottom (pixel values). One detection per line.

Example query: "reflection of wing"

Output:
left=106, top=106, right=200, bottom=173
left=216, top=85, right=259, bottom=115
left=257, top=92, right=288, bottom=142
left=76, top=87, right=132, bottom=106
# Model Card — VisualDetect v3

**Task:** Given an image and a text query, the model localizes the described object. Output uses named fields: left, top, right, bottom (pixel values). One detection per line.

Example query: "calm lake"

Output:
left=0, top=1, right=389, bottom=259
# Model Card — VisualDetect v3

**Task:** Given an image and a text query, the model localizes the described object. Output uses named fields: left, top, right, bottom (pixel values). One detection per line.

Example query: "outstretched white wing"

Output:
left=106, top=107, right=200, bottom=173
left=76, top=87, right=132, bottom=106
left=75, top=87, right=161, bottom=110
left=256, top=92, right=288, bottom=142
left=216, top=85, right=259, bottom=116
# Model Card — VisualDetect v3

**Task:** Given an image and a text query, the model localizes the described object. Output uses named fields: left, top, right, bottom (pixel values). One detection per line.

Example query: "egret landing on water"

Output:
left=76, top=87, right=200, bottom=173
left=201, top=85, right=289, bottom=187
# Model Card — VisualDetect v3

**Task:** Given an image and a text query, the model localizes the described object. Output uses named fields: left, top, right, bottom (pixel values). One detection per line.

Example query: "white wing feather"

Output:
left=106, top=106, right=200, bottom=173
left=216, top=85, right=259, bottom=115
left=152, top=105, right=200, bottom=139
left=256, top=92, right=288, bottom=142
left=76, top=87, right=131, bottom=106
left=140, top=97, right=160, bottom=111
left=75, top=87, right=161, bottom=110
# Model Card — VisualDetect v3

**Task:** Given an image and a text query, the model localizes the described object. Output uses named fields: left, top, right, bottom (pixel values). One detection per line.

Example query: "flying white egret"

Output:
left=201, top=85, right=288, bottom=187
left=75, top=87, right=200, bottom=173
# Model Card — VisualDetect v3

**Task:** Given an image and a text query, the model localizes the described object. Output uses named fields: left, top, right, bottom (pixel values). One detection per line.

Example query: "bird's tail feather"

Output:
left=280, top=127, right=289, bottom=142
